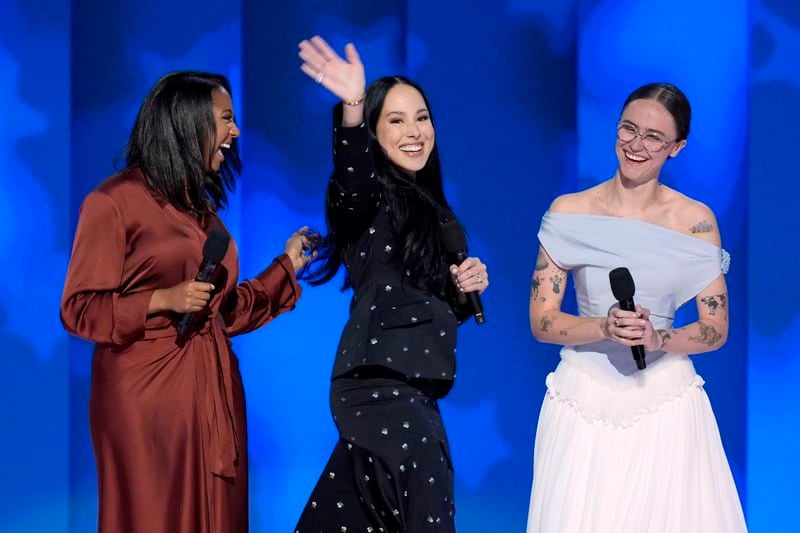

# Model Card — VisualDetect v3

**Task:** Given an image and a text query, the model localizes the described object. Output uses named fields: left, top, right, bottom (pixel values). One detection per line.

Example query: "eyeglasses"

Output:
left=616, top=123, right=676, bottom=153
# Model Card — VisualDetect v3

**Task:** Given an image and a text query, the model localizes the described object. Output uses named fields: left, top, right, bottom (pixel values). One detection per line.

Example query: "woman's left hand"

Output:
left=449, top=257, right=489, bottom=295
left=285, top=226, right=320, bottom=272
left=637, top=307, right=665, bottom=352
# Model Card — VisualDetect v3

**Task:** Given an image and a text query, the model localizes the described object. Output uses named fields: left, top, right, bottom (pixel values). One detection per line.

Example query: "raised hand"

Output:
left=298, top=35, right=366, bottom=104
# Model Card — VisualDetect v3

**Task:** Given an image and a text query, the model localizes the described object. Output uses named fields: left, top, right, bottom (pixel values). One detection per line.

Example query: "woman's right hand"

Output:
left=604, top=304, right=650, bottom=347
left=298, top=35, right=366, bottom=106
left=149, top=280, right=214, bottom=315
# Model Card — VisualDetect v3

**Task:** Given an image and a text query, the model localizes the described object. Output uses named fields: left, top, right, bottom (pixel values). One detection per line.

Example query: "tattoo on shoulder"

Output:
left=689, top=321, right=722, bottom=346
left=690, top=220, right=713, bottom=234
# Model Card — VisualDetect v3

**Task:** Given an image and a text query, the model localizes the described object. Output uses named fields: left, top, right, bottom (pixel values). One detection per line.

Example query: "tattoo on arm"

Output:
left=531, top=276, right=543, bottom=299
left=701, top=293, right=728, bottom=322
left=657, top=329, right=672, bottom=350
left=535, top=256, right=549, bottom=271
left=549, top=273, right=564, bottom=295
left=688, top=321, right=722, bottom=346
left=558, top=319, right=595, bottom=339
left=719, top=294, right=729, bottom=322
left=689, top=220, right=713, bottom=234
left=701, top=294, right=727, bottom=314
left=701, top=295, right=719, bottom=314
left=540, top=315, right=556, bottom=332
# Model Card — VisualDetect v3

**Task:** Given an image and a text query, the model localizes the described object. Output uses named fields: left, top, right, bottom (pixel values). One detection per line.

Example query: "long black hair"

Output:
left=305, top=76, right=459, bottom=298
left=622, top=82, right=692, bottom=141
left=124, top=71, right=241, bottom=216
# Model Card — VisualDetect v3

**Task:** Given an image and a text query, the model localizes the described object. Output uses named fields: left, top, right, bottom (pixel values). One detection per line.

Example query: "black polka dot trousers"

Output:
left=295, top=375, right=456, bottom=532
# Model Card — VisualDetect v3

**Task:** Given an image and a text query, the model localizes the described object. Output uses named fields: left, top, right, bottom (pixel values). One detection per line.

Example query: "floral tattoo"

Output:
left=690, top=220, right=713, bottom=234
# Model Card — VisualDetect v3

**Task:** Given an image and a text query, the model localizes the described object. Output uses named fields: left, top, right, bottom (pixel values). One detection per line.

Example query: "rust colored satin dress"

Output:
left=61, top=169, right=301, bottom=533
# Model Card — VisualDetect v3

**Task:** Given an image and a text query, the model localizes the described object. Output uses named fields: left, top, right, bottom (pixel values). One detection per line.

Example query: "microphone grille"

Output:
left=203, top=230, right=230, bottom=263
left=441, top=220, right=466, bottom=255
left=609, top=267, right=635, bottom=301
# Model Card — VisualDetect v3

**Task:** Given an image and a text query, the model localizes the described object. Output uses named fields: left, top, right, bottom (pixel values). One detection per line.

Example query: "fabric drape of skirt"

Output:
left=527, top=356, right=748, bottom=533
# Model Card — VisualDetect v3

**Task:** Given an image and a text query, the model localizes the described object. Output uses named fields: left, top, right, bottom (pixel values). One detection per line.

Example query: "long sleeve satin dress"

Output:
left=61, top=169, right=301, bottom=533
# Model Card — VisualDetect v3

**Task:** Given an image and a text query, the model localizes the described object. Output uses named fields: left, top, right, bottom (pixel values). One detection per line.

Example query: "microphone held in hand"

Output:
left=609, top=267, right=646, bottom=370
left=176, top=230, right=230, bottom=337
left=441, top=220, right=485, bottom=324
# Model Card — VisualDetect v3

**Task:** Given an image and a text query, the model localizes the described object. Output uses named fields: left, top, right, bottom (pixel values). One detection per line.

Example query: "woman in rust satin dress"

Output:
left=60, top=71, right=314, bottom=533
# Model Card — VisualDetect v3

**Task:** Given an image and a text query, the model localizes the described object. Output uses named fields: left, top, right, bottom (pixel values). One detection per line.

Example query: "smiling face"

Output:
left=208, top=88, right=239, bottom=172
left=375, top=83, right=435, bottom=176
left=616, top=98, right=686, bottom=183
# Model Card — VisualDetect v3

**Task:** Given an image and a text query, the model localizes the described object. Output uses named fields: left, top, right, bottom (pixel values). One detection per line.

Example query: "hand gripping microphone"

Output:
left=609, top=267, right=646, bottom=370
left=442, top=220, right=485, bottom=324
left=176, top=230, right=230, bottom=336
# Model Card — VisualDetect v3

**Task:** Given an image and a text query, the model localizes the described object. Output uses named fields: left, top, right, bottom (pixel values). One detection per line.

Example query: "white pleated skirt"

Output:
left=527, top=353, right=747, bottom=533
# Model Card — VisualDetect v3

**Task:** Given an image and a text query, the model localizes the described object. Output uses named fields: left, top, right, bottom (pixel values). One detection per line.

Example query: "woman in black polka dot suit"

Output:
left=295, top=36, right=489, bottom=532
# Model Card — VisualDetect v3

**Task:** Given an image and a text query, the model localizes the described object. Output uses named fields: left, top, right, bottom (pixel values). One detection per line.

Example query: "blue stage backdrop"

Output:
left=1, top=0, right=797, bottom=532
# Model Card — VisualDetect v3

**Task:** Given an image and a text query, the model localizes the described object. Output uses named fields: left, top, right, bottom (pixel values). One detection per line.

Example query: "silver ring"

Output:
left=315, top=72, right=325, bottom=84
left=475, top=274, right=483, bottom=284
left=614, top=318, right=619, bottom=327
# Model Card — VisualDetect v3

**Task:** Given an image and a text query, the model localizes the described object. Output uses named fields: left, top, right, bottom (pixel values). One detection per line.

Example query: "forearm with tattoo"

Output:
left=540, top=314, right=557, bottom=332
left=656, top=329, right=673, bottom=350
left=689, top=321, right=723, bottom=347
left=559, top=319, right=598, bottom=339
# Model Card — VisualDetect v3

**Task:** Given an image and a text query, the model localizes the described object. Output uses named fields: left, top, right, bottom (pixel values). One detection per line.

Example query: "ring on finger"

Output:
left=315, top=71, right=325, bottom=84
left=614, top=318, right=619, bottom=327
left=475, top=274, right=483, bottom=283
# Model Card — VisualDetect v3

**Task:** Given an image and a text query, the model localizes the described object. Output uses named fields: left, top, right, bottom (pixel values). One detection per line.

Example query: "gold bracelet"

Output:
left=344, top=94, right=366, bottom=106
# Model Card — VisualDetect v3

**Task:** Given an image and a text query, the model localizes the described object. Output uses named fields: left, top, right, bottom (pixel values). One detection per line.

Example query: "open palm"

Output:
left=298, top=35, right=365, bottom=103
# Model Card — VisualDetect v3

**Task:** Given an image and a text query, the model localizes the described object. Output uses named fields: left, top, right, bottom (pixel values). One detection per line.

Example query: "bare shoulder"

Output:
left=663, top=188, right=721, bottom=245
left=548, top=184, right=605, bottom=214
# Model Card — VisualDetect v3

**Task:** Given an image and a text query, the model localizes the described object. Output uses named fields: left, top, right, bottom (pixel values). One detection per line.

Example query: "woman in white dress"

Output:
left=527, top=83, right=747, bottom=532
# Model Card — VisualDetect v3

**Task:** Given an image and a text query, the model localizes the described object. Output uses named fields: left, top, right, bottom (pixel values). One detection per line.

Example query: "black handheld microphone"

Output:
left=176, top=230, right=230, bottom=336
left=442, top=220, right=485, bottom=324
left=609, top=267, right=646, bottom=370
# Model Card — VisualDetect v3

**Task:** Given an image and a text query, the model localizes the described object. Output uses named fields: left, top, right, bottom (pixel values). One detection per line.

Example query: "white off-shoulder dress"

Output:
left=527, top=212, right=747, bottom=533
